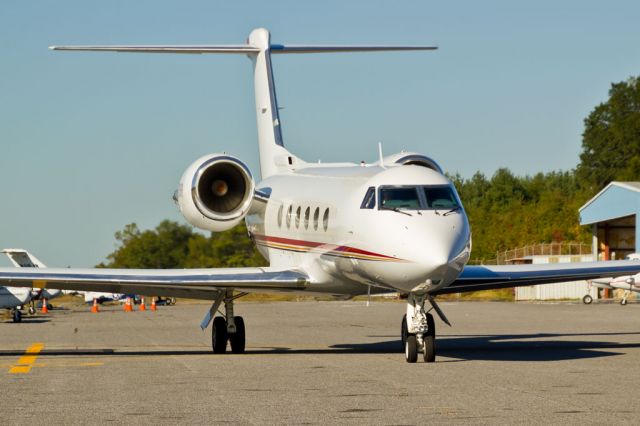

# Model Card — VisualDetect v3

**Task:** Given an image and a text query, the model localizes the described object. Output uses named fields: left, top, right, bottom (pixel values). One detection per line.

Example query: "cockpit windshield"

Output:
left=377, top=185, right=460, bottom=211
left=379, top=187, right=421, bottom=210
left=422, top=186, right=459, bottom=209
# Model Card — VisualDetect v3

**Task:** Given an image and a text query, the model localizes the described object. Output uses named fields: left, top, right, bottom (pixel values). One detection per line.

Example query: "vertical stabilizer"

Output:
left=247, top=29, right=300, bottom=178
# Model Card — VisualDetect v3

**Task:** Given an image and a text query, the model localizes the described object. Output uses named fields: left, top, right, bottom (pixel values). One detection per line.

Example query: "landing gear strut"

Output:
left=403, top=293, right=441, bottom=363
left=203, top=290, right=247, bottom=354
left=621, top=290, right=630, bottom=306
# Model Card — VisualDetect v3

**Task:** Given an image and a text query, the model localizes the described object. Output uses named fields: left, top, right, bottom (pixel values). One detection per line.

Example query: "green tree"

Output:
left=99, top=221, right=266, bottom=269
left=451, top=169, right=591, bottom=262
left=577, top=77, right=640, bottom=190
left=185, top=224, right=267, bottom=268
left=100, top=220, right=195, bottom=268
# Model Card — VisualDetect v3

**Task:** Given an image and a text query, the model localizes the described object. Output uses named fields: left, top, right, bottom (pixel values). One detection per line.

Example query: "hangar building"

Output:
left=515, top=182, right=639, bottom=301
left=579, top=181, right=640, bottom=260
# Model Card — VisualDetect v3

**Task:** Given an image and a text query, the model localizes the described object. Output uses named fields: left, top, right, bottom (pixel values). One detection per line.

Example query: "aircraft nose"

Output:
left=411, top=228, right=469, bottom=285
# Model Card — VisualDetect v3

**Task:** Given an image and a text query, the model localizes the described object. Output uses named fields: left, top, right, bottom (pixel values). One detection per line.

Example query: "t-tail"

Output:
left=50, top=28, right=437, bottom=178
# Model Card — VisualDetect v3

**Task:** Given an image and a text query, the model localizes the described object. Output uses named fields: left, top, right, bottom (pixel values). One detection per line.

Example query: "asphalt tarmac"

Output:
left=1, top=300, right=639, bottom=425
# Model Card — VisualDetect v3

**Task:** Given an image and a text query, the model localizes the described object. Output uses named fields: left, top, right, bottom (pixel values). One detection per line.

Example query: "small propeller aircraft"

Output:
left=1, top=249, right=62, bottom=322
left=1, top=28, right=639, bottom=362
left=584, top=275, right=640, bottom=305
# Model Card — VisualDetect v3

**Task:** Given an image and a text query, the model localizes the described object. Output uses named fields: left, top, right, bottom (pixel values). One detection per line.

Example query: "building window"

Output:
left=323, top=208, right=329, bottom=231
left=313, top=207, right=320, bottom=231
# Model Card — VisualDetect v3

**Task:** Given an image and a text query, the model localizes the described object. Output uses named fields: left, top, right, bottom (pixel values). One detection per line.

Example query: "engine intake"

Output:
left=176, top=154, right=255, bottom=232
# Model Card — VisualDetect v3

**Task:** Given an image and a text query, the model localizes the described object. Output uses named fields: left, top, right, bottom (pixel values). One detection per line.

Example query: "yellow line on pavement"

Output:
left=9, top=343, right=44, bottom=374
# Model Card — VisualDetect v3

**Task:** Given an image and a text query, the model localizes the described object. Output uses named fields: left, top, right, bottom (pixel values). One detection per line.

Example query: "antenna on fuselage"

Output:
left=50, top=28, right=436, bottom=178
left=378, top=142, right=385, bottom=168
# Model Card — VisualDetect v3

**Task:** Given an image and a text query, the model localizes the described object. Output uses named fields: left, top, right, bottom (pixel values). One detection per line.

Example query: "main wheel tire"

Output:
left=405, top=335, right=418, bottom=363
left=401, top=314, right=408, bottom=350
left=212, top=316, right=228, bottom=354
left=422, top=334, right=436, bottom=363
left=582, top=295, right=593, bottom=305
left=12, top=310, right=22, bottom=323
left=229, top=316, right=246, bottom=354
left=621, top=299, right=628, bottom=306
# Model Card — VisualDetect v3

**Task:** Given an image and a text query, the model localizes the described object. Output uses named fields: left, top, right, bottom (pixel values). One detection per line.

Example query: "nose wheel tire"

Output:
left=621, top=298, right=628, bottom=306
left=212, top=316, right=228, bottom=354
left=229, top=316, right=246, bottom=354
left=422, top=335, right=436, bottom=362
left=582, top=294, right=593, bottom=304
left=405, top=335, right=418, bottom=363
left=401, top=314, right=408, bottom=349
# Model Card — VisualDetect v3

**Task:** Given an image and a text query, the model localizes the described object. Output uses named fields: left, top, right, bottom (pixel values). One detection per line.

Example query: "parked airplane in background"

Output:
left=0, top=285, right=30, bottom=323
left=2, top=249, right=123, bottom=312
left=2, top=28, right=640, bottom=362
left=1, top=249, right=63, bottom=322
left=583, top=275, right=640, bottom=305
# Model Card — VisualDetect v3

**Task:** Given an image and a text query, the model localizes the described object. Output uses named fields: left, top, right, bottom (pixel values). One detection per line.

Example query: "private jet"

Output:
left=2, top=28, right=639, bottom=362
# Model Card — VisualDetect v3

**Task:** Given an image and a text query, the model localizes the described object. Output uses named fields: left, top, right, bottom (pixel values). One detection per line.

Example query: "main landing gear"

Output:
left=202, top=290, right=246, bottom=354
left=11, top=309, right=22, bottom=323
left=402, top=293, right=449, bottom=363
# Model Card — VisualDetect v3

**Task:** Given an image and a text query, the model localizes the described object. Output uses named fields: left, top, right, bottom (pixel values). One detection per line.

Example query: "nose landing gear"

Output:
left=402, top=293, right=447, bottom=363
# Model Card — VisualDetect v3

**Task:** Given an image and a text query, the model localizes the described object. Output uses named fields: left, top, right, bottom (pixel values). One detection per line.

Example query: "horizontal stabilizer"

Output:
left=270, top=45, right=437, bottom=54
left=49, top=45, right=261, bottom=54
left=49, top=44, right=437, bottom=55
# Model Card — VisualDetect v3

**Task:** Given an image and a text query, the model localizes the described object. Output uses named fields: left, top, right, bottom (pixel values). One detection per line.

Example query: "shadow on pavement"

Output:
left=1, top=331, right=638, bottom=361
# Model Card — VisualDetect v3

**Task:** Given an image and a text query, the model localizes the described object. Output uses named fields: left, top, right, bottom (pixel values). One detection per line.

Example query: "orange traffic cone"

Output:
left=150, top=297, right=157, bottom=311
left=139, top=297, right=146, bottom=311
left=41, top=298, right=49, bottom=314
left=124, top=297, right=133, bottom=312
left=91, top=298, right=100, bottom=313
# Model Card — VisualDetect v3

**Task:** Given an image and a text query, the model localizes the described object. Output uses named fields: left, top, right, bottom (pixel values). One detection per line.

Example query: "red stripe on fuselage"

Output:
left=253, top=234, right=325, bottom=248
left=253, top=234, right=398, bottom=260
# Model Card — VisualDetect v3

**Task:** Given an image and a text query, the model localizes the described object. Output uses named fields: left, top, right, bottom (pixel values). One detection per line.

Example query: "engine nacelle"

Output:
left=175, top=154, right=255, bottom=232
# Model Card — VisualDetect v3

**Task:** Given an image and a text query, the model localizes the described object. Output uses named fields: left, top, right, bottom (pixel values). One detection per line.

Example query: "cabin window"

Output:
left=286, top=205, right=292, bottom=228
left=422, top=186, right=460, bottom=209
left=360, top=187, right=376, bottom=209
left=277, top=205, right=283, bottom=228
left=323, top=208, right=329, bottom=231
left=379, top=187, right=421, bottom=210
left=313, top=207, right=320, bottom=230
left=304, top=207, right=310, bottom=229
left=295, top=206, right=301, bottom=228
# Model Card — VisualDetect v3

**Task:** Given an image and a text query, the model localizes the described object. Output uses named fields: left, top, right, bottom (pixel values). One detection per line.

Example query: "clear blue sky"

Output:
left=1, top=0, right=639, bottom=267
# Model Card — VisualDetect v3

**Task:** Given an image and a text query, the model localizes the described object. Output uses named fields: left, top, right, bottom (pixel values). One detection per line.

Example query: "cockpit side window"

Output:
left=422, top=186, right=459, bottom=209
left=379, top=187, right=421, bottom=210
left=360, top=187, right=376, bottom=209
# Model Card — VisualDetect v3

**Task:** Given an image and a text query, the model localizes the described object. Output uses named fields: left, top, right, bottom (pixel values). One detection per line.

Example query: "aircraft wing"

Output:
left=434, top=260, right=640, bottom=295
left=0, top=267, right=309, bottom=300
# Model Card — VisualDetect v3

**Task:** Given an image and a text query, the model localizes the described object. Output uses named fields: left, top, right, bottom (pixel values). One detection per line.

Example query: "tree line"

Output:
left=99, top=77, right=640, bottom=267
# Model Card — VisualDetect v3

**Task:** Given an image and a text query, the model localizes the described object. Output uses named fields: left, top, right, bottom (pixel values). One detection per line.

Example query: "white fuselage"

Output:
left=0, top=286, right=31, bottom=309
left=245, top=162, right=471, bottom=296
